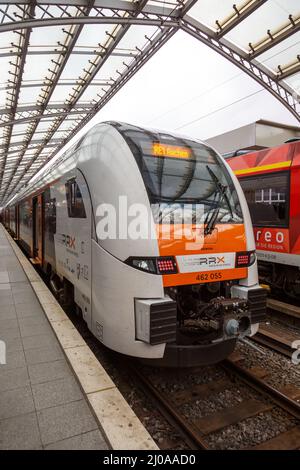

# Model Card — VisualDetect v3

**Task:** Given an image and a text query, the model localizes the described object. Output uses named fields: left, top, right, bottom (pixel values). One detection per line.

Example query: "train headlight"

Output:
left=235, top=250, right=256, bottom=267
left=131, top=258, right=157, bottom=274
left=249, top=251, right=256, bottom=266
left=126, top=257, right=177, bottom=274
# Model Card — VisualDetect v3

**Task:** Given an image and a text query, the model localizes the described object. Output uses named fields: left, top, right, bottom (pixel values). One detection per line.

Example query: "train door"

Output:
left=56, top=170, right=92, bottom=329
left=32, top=194, right=44, bottom=264
left=15, top=205, right=19, bottom=240
left=73, top=170, right=92, bottom=330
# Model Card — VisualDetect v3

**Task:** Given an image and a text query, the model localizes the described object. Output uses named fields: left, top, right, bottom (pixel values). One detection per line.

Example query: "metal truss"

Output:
left=0, top=0, right=299, bottom=204
left=6, top=26, right=178, bottom=198
left=181, top=17, right=300, bottom=121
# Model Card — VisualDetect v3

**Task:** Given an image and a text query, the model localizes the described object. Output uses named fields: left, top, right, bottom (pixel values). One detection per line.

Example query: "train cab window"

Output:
left=239, top=172, right=289, bottom=227
left=65, top=179, right=86, bottom=218
left=114, top=124, right=243, bottom=224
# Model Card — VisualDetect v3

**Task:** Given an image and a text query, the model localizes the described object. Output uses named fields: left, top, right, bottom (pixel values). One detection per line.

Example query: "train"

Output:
left=2, top=121, right=266, bottom=367
left=227, top=140, right=300, bottom=298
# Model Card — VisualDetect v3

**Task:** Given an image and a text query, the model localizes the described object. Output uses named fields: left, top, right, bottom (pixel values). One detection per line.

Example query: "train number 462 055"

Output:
left=196, top=272, right=222, bottom=281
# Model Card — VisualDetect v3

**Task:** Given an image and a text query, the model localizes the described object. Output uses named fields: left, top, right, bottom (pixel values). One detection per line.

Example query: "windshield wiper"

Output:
left=204, top=166, right=233, bottom=236
left=158, top=206, right=181, bottom=223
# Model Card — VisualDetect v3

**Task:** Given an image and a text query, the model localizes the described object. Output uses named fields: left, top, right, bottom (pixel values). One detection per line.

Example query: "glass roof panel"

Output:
left=76, top=24, right=110, bottom=48
left=148, top=0, right=182, bottom=8
left=22, top=53, right=57, bottom=82
left=47, top=85, right=77, bottom=105
left=76, top=87, right=99, bottom=103
left=189, top=0, right=235, bottom=30
left=284, top=74, right=300, bottom=94
left=93, top=55, right=128, bottom=81
left=259, top=32, right=300, bottom=72
left=0, top=89, right=7, bottom=107
left=18, top=86, right=43, bottom=107
left=0, top=31, right=16, bottom=49
left=59, top=53, right=96, bottom=80
left=117, top=25, right=158, bottom=51
left=30, top=25, right=69, bottom=47
left=225, top=0, right=299, bottom=51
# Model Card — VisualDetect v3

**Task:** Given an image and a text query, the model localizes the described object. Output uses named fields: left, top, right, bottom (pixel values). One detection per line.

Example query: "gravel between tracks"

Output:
left=207, top=408, right=297, bottom=450
left=236, top=339, right=300, bottom=388
left=181, top=385, right=257, bottom=420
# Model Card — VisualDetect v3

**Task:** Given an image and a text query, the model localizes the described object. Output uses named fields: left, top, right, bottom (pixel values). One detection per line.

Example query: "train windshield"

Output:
left=116, top=124, right=243, bottom=225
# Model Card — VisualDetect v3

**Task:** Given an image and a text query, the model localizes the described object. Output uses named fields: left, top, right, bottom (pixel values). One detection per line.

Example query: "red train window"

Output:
left=239, top=172, right=289, bottom=228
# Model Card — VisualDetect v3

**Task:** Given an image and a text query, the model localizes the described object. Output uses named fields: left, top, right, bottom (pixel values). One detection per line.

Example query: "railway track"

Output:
left=251, top=298, right=300, bottom=358
left=267, top=298, right=300, bottom=326
left=129, top=354, right=300, bottom=450
left=252, top=324, right=298, bottom=358
left=24, top=256, right=300, bottom=449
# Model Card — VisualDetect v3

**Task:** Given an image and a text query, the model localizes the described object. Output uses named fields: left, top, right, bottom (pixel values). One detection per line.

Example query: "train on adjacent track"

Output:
left=2, top=121, right=266, bottom=366
left=227, top=139, right=300, bottom=298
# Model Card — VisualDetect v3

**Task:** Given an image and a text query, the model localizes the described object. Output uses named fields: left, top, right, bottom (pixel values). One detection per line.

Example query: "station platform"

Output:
left=0, top=225, right=156, bottom=450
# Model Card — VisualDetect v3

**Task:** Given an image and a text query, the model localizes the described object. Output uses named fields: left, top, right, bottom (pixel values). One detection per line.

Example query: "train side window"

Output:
left=65, top=179, right=86, bottom=218
left=239, top=172, right=289, bottom=228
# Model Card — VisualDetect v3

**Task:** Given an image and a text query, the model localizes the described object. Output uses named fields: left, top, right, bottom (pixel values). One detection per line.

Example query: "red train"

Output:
left=227, top=140, right=300, bottom=297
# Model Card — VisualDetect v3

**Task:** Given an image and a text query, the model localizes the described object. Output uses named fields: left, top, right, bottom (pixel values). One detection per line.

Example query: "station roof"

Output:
left=0, top=0, right=299, bottom=205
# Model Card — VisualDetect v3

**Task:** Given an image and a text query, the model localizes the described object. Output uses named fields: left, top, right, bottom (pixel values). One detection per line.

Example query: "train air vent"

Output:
left=135, top=297, right=177, bottom=345
left=248, top=288, right=267, bottom=323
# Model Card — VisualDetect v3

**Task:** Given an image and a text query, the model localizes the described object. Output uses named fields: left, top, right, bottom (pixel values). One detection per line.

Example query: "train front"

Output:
left=91, top=122, right=267, bottom=367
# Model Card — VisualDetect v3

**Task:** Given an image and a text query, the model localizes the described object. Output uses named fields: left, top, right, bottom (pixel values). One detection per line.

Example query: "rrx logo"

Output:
left=61, top=234, right=76, bottom=249
left=197, top=256, right=225, bottom=266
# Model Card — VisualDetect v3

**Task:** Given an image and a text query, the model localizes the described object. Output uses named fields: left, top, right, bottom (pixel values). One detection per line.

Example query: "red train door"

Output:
left=32, top=194, right=44, bottom=265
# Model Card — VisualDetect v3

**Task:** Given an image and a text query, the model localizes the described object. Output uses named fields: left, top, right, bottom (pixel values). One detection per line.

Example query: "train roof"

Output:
left=227, top=140, right=300, bottom=178
left=4, top=121, right=214, bottom=207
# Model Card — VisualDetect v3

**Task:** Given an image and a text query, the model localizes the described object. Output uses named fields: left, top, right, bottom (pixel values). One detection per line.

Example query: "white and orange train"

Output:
left=3, top=122, right=266, bottom=366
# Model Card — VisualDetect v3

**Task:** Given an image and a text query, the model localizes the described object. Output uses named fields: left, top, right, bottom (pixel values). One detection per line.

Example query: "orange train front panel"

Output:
left=157, top=224, right=247, bottom=287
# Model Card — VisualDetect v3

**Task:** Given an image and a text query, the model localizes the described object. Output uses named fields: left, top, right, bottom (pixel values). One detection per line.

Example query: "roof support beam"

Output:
left=277, top=56, right=300, bottom=81
left=0, top=1, right=96, bottom=199
left=216, top=0, right=268, bottom=38
left=178, top=0, right=198, bottom=18
left=0, top=16, right=178, bottom=33
left=180, top=17, right=300, bottom=123
left=0, top=137, right=62, bottom=151
left=0, top=110, right=88, bottom=128
left=249, top=14, right=300, bottom=58
left=4, top=26, right=177, bottom=203
left=0, top=0, right=176, bottom=17
left=0, top=49, right=138, bottom=59
left=0, top=80, right=114, bottom=92
left=2, top=0, right=153, bottom=200
left=0, top=103, right=92, bottom=116
left=4, top=0, right=155, bottom=198
left=0, top=141, right=58, bottom=157
left=0, top=0, right=36, bottom=192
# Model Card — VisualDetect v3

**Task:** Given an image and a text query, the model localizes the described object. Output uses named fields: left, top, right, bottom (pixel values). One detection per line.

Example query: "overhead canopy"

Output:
left=0, top=0, right=299, bottom=205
